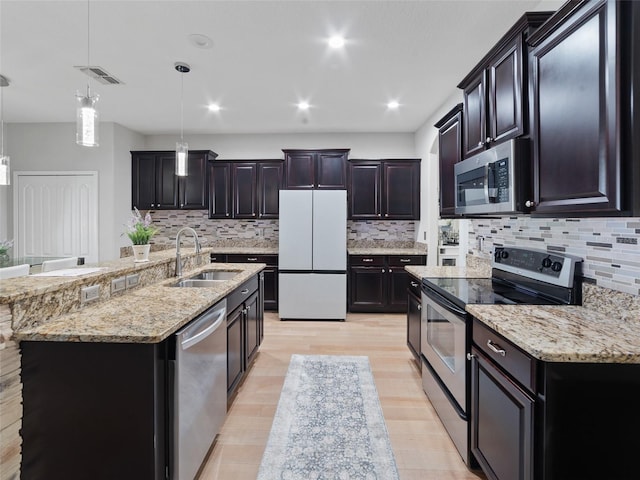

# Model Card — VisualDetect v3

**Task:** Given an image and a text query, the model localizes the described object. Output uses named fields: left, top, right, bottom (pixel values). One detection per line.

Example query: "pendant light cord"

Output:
left=180, top=72, right=184, bottom=142
left=86, top=0, right=91, bottom=96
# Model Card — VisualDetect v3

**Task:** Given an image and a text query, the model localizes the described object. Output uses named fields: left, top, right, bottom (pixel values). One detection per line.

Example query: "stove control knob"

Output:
left=542, top=257, right=552, bottom=268
left=501, top=250, right=509, bottom=259
left=551, top=261, right=563, bottom=272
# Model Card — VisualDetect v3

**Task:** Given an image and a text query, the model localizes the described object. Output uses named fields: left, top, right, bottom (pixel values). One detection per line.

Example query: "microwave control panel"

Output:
left=490, top=158, right=510, bottom=203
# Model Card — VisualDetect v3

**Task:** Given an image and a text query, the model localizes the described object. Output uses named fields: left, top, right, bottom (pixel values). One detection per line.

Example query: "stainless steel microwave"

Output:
left=454, top=138, right=529, bottom=215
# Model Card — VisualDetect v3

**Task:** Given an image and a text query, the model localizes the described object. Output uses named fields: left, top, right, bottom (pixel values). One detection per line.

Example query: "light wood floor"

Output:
left=200, top=312, right=486, bottom=480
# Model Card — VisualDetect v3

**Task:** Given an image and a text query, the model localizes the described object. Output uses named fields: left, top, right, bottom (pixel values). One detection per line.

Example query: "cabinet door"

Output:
left=407, top=291, right=421, bottom=362
left=471, top=349, right=534, bottom=480
left=156, top=154, right=178, bottom=209
left=262, top=267, right=278, bottom=311
left=244, top=291, right=260, bottom=365
left=316, top=151, right=347, bottom=189
left=258, top=162, right=282, bottom=218
left=349, top=266, right=386, bottom=311
left=463, top=71, right=487, bottom=158
left=488, top=39, right=523, bottom=145
left=179, top=152, right=208, bottom=209
left=383, top=161, right=420, bottom=219
left=530, top=1, right=620, bottom=214
left=388, top=266, right=409, bottom=312
left=438, top=108, right=463, bottom=217
left=232, top=163, right=258, bottom=218
left=227, top=305, right=244, bottom=397
left=131, top=153, right=158, bottom=210
left=284, top=151, right=315, bottom=189
left=348, top=162, right=382, bottom=219
left=209, top=162, right=232, bottom=219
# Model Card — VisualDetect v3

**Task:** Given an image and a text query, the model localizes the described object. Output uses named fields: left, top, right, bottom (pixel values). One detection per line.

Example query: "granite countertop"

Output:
left=13, top=262, right=264, bottom=344
left=405, top=265, right=491, bottom=280
left=467, top=304, right=640, bottom=364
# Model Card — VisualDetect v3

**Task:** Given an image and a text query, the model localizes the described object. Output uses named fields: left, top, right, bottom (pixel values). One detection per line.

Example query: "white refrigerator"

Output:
left=278, top=190, right=347, bottom=320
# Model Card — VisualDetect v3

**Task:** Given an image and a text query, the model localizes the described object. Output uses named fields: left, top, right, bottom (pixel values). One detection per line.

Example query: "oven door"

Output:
left=420, top=289, right=468, bottom=412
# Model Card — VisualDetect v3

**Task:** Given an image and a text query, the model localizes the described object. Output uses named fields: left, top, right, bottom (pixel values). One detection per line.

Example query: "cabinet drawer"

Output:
left=227, top=254, right=277, bottom=266
left=349, top=255, right=385, bottom=266
left=407, top=276, right=421, bottom=297
left=388, top=255, right=426, bottom=266
left=473, top=319, right=536, bottom=393
left=227, top=276, right=259, bottom=313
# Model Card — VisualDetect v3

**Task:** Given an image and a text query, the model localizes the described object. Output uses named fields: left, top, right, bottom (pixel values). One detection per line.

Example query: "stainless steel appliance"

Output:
left=420, top=247, right=582, bottom=466
left=278, top=190, right=347, bottom=320
left=454, top=138, right=529, bottom=215
left=171, top=299, right=227, bottom=480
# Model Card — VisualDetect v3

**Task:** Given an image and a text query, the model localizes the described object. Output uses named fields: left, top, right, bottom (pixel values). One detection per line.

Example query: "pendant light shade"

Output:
left=76, top=0, right=99, bottom=147
left=0, top=74, right=8, bottom=186
left=175, top=62, right=190, bottom=177
left=76, top=87, right=99, bottom=147
left=0, top=155, right=9, bottom=186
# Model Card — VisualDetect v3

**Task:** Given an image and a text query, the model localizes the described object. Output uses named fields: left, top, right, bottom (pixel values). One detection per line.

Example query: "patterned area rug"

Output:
left=257, top=354, right=400, bottom=480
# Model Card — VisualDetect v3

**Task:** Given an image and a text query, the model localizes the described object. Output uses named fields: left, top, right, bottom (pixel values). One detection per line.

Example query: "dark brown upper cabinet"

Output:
left=435, top=104, right=463, bottom=218
left=282, top=149, right=350, bottom=189
left=131, top=150, right=217, bottom=210
left=348, top=159, right=420, bottom=220
left=527, top=0, right=640, bottom=216
left=208, top=160, right=283, bottom=219
left=458, top=12, right=552, bottom=159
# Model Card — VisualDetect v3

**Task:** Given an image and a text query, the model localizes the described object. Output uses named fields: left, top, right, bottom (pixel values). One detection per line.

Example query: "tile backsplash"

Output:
left=469, top=217, right=640, bottom=295
left=148, top=210, right=417, bottom=247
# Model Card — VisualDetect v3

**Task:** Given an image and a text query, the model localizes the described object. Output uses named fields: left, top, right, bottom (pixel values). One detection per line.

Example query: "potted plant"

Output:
left=0, top=239, right=12, bottom=265
left=125, top=208, right=158, bottom=263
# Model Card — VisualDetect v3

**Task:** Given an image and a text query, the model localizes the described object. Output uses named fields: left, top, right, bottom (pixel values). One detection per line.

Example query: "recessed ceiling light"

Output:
left=208, top=103, right=221, bottom=112
left=328, top=35, right=346, bottom=49
left=387, top=101, right=400, bottom=110
left=188, top=33, right=213, bottom=49
left=297, top=101, right=310, bottom=111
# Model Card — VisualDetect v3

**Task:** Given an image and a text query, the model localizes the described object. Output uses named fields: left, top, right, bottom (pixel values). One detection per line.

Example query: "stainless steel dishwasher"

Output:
left=171, top=299, right=227, bottom=480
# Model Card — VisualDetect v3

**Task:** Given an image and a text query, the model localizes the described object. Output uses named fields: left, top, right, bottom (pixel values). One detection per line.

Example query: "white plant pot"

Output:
left=132, top=244, right=151, bottom=263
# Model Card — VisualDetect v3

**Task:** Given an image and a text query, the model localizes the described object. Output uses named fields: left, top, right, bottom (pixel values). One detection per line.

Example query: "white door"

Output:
left=14, top=172, right=99, bottom=263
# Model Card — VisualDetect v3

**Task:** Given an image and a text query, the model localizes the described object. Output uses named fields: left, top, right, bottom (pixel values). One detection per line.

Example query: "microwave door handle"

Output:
left=484, top=164, right=490, bottom=204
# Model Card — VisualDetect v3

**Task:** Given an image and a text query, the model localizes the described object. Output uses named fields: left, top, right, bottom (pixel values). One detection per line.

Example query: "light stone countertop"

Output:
left=405, top=265, right=491, bottom=280
left=466, top=304, right=640, bottom=364
left=13, top=262, right=264, bottom=344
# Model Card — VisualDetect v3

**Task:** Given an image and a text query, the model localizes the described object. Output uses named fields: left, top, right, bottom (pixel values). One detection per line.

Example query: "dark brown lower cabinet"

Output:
left=227, top=305, right=244, bottom=397
left=348, top=255, right=426, bottom=313
left=471, top=318, right=640, bottom=480
left=406, top=279, right=422, bottom=364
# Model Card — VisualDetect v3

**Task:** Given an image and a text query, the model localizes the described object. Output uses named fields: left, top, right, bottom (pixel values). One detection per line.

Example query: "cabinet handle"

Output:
left=150, top=203, right=155, bottom=207
left=410, top=281, right=419, bottom=287
left=487, top=339, right=506, bottom=356
left=247, top=257, right=258, bottom=261
left=525, top=200, right=536, bottom=208
left=241, top=289, right=249, bottom=295
left=242, top=308, right=247, bottom=315
left=382, top=268, right=385, bottom=273
left=486, top=136, right=492, bottom=144
left=417, top=304, right=422, bottom=311
left=389, top=268, right=393, bottom=273
left=247, top=305, right=251, bottom=312
left=400, top=258, right=411, bottom=263
left=477, top=141, right=483, bottom=147
left=385, top=213, right=389, bottom=217
left=467, top=353, right=476, bottom=361
left=362, top=258, right=374, bottom=263
left=180, top=203, right=184, bottom=207
left=377, top=214, right=381, bottom=217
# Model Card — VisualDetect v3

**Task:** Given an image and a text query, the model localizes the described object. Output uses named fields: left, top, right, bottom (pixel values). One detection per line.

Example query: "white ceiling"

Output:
left=0, top=0, right=562, bottom=136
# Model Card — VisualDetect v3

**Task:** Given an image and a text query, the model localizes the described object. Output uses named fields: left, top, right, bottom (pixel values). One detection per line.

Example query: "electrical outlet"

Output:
left=111, top=277, right=126, bottom=294
left=126, top=274, right=140, bottom=288
left=80, top=285, right=100, bottom=304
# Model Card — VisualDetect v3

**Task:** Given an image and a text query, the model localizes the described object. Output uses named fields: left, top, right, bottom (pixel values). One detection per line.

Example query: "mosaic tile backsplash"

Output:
left=469, top=217, right=640, bottom=296
left=147, top=210, right=417, bottom=247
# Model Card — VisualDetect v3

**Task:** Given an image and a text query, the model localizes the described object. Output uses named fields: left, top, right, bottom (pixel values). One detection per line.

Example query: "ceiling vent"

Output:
left=74, top=66, right=123, bottom=85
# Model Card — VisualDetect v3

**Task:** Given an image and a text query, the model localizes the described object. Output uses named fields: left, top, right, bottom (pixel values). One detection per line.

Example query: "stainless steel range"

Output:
left=420, top=247, right=583, bottom=466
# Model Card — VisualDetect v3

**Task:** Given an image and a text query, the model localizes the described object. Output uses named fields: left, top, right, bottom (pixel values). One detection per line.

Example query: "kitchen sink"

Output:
left=190, top=270, right=239, bottom=281
left=171, top=270, right=240, bottom=287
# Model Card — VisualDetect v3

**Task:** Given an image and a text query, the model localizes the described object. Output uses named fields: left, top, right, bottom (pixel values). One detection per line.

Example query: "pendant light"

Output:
left=175, top=62, right=190, bottom=177
left=76, top=0, right=99, bottom=147
left=0, top=77, right=9, bottom=186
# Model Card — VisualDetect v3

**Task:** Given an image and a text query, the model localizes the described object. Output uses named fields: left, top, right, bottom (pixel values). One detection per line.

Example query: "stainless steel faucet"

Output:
left=175, top=227, right=201, bottom=277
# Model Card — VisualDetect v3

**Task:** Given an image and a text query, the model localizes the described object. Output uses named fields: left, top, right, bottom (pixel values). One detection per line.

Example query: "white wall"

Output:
left=6, top=122, right=144, bottom=261
left=144, top=132, right=417, bottom=159
left=414, top=89, right=463, bottom=265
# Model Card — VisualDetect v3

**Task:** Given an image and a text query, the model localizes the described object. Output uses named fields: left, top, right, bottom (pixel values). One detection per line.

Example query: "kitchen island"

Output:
left=1, top=248, right=265, bottom=480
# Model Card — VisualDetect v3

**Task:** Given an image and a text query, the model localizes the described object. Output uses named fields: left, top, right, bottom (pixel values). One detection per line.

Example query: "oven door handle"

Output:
left=423, top=287, right=468, bottom=317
